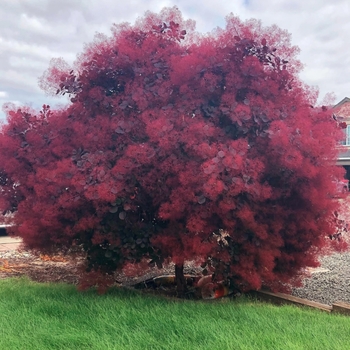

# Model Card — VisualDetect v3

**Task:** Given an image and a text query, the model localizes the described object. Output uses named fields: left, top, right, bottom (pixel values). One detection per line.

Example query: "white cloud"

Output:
left=0, top=0, right=349, bottom=120
left=19, top=13, right=46, bottom=33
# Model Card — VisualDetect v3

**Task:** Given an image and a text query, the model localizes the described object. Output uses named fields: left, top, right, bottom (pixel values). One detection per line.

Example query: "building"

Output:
left=333, top=97, right=350, bottom=179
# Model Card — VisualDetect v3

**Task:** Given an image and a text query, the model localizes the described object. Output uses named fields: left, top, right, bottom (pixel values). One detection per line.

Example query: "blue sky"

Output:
left=0, top=0, right=349, bottom=120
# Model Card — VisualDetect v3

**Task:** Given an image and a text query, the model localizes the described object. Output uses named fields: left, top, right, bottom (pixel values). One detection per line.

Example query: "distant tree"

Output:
left=0, top=7, right=346, bottom=296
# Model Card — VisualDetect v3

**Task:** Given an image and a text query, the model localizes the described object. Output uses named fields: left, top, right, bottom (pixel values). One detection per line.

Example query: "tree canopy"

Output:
left=0, top=7, right=346, bottom=295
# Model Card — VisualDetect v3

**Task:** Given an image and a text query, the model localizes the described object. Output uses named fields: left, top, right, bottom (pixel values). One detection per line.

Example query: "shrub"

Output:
left=0, top=7, right=346, bottom=295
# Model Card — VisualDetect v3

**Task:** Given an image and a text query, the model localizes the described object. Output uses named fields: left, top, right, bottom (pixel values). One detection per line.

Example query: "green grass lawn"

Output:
left=0, top=278, right=349, bottom=350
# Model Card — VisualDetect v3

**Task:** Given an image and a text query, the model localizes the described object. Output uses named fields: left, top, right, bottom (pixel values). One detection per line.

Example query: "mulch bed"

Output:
left=0, top=249, right=205, bottom=298
left=3, top=247, right=349, bottom=305
left=0, top=250, right=82, bottom=285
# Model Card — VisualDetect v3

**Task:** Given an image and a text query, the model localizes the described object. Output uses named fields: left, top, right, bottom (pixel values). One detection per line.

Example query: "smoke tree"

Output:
left=0, top=7, right=346, bottom=295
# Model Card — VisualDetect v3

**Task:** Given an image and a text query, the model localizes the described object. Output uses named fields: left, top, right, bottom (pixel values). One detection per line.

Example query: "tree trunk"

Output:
left=175, top=263, right=187, bottom=298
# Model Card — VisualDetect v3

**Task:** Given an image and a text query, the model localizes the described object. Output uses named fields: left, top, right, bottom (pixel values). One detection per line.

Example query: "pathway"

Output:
left=0, top=236, right=22, bottom=252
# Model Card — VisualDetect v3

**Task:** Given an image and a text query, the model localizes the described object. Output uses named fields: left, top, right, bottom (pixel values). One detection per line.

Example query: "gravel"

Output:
left=291, top=252, right=350, bottom=306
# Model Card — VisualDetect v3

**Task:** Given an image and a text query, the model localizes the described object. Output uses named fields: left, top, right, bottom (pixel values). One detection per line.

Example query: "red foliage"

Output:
left=0, top=7, right=347, bottom=293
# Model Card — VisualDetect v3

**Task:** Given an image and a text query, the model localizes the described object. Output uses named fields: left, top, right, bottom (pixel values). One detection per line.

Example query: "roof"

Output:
left=333, top=97, right=350, bottom=109
left=333, top=97, right=350, bottom=118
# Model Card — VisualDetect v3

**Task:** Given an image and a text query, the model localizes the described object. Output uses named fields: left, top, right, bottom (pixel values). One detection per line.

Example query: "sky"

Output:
left=0, top=0, right=349, bottom=121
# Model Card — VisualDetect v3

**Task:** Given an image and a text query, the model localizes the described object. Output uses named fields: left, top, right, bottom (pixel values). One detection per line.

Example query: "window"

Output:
left=341, top=125, right=350, bottom=146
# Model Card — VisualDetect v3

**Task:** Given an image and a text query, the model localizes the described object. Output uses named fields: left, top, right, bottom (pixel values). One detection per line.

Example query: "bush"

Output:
left=0, top=7, right=346, bottom=295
